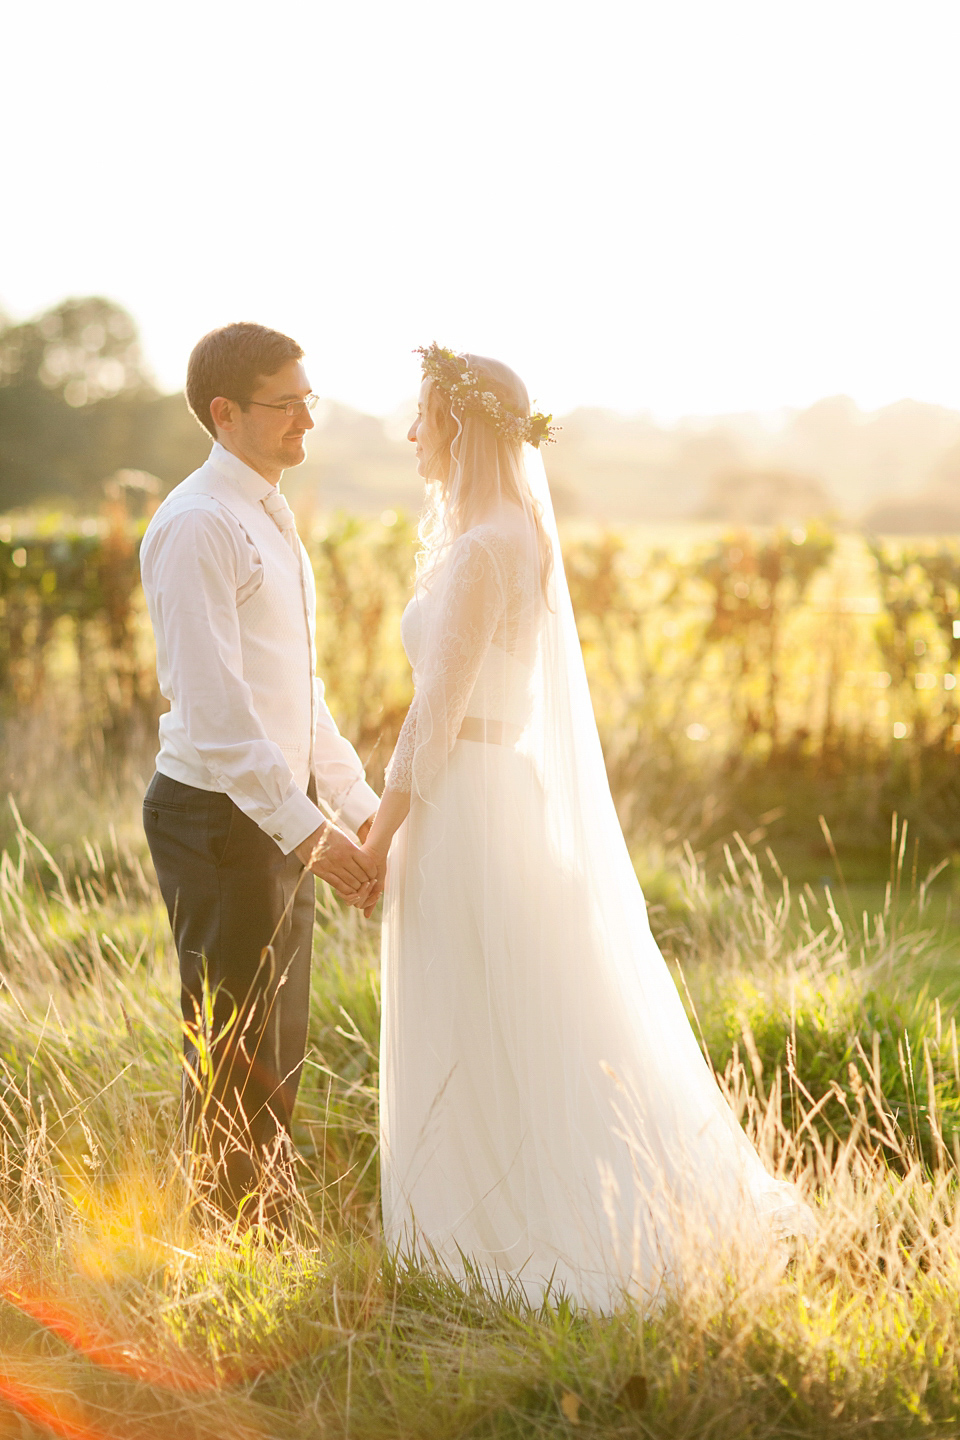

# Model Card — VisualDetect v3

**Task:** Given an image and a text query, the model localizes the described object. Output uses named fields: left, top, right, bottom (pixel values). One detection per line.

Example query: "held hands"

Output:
left=295, top=821, right=378, bottom=906
left=296, top=794, right=403, bottom=916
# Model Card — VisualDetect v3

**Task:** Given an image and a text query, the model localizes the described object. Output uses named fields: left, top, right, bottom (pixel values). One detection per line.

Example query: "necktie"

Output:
left=261, top=487, right=300, bottom=555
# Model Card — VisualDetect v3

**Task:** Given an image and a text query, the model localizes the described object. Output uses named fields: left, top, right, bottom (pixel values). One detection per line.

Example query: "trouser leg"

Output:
left=143, top=772, right=315, bottom=1212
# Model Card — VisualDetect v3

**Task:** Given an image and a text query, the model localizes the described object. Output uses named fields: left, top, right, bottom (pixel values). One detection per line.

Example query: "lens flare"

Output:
left=0, top=1369, right=115, bottom=1440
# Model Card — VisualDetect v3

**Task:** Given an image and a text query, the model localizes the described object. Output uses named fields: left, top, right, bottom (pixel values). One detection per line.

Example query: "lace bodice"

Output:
left=386, top=521, right=541, bottom=795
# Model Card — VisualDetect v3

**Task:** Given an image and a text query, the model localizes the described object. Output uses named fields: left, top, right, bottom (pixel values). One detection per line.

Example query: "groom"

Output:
left=140, top=321, right=379, bottom=1217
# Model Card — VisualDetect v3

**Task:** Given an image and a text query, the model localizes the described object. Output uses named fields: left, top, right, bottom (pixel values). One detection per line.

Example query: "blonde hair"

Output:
left=419, top=354, right=553, bottom=598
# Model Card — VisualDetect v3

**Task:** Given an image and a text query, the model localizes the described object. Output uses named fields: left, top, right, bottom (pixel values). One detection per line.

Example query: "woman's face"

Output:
left=407, top=377, right=441, bottom=479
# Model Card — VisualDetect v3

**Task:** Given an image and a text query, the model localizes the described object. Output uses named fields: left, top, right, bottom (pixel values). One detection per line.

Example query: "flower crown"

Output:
left=415, top=343, right=558, bottom=448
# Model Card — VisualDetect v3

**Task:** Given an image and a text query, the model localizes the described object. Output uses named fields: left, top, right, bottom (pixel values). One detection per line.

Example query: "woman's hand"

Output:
left=360, top=837, right=389, bottom=918
left=355, top=788, right=411, bottom=917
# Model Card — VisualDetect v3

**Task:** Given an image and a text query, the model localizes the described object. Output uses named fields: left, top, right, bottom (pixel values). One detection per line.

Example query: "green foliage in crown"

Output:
left=415, top=344, right=558, bottom=448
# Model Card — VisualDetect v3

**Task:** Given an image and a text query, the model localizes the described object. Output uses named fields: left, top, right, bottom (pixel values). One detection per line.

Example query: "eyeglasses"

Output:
left=244, top=393, right=320, bottom=418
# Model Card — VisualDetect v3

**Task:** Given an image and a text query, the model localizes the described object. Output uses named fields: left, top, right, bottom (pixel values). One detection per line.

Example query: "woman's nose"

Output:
left=407, top=419, right=418, bottom=442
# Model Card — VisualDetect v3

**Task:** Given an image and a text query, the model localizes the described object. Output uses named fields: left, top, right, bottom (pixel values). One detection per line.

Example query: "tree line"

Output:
left=0, top=296, right=207, bottom=510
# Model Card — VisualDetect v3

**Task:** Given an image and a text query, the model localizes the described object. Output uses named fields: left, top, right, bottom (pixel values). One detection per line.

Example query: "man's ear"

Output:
left=209, top=395, right=239, bottom=432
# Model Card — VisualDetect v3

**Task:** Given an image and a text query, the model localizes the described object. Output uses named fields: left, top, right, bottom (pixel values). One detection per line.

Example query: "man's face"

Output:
left=216, top=358, right=316, bottom=478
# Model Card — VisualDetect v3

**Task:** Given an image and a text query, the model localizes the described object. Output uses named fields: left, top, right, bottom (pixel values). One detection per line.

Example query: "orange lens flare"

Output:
left=0, top=1371, right=114, bottom=1440
left=2, top=1285, right=238, bottom=1392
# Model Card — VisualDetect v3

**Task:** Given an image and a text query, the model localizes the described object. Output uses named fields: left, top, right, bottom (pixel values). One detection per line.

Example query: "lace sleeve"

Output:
left=385, top=531, right=508, bottom=797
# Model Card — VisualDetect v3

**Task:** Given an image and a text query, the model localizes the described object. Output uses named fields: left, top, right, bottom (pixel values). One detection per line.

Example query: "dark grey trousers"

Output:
left=143, top=771, right=315, bottom=1209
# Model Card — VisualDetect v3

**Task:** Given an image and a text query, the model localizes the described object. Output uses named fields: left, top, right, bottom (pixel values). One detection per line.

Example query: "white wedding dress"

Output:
left=379, top=455, right=812, bottom=1312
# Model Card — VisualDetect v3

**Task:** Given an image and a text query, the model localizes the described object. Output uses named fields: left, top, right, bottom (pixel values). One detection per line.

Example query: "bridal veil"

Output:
left=379, top=358, right=813, bottom=1309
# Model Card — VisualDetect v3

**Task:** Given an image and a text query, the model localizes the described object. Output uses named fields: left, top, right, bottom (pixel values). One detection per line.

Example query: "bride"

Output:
left=360, top=345, right=813, bottom=1309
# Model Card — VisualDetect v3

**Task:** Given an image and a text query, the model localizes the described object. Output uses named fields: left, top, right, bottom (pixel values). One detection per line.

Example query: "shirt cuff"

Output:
left=335, top=777, right=380, bottom=835
left=262, top=787, right=326, bottom=856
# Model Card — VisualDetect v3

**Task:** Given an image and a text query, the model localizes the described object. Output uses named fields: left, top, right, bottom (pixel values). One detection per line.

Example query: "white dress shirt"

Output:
left=140, top=442, right=379, bottom=853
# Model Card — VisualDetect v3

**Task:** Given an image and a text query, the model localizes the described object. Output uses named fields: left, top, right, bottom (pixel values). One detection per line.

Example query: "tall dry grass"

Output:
left=2, top=507, right=960, bottom=1432
left=0, top=798, right=959, bottom=1437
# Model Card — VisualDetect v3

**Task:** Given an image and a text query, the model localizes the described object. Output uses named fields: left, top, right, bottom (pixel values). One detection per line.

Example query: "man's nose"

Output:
left=301, top=404, right=316, bottom=431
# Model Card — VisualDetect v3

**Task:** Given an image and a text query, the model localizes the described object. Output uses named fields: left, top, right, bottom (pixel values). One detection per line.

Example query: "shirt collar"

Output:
left=207, top=442, right=277, bottom=503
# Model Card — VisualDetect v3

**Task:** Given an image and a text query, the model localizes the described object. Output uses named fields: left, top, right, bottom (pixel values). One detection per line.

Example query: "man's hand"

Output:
left=295, top=822, right=378, bottom=903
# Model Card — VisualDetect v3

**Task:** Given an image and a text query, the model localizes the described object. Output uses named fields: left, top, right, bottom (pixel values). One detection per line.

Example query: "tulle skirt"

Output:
left=379, top=740, right=812, bottom=1310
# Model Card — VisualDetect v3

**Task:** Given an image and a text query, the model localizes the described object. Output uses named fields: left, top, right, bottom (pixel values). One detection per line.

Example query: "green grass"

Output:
left=2, top=803, right=960, bottom=1438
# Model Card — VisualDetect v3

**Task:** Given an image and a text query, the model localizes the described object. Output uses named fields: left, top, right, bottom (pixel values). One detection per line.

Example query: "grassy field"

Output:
left=2, top=513, right=960, bottom=1434
left=0, top=792, right=959, bottom=1439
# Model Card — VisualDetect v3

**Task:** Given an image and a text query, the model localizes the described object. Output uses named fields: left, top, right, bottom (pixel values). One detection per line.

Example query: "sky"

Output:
left=3, top=0, right=960, bottom=421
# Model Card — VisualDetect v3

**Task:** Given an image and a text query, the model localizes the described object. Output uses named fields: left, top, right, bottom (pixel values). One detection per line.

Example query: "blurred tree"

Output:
left=0, top=295, right=151, bottom=402
left=0, top=297, right=207, bottom=508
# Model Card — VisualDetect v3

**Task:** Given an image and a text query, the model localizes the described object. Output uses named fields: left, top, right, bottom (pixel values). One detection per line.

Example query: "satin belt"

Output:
left=457, top=717, right=523, bottom=746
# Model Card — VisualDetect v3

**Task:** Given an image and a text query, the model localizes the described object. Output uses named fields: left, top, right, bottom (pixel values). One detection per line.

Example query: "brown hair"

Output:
left=185, top=322, right=304, bottom=438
